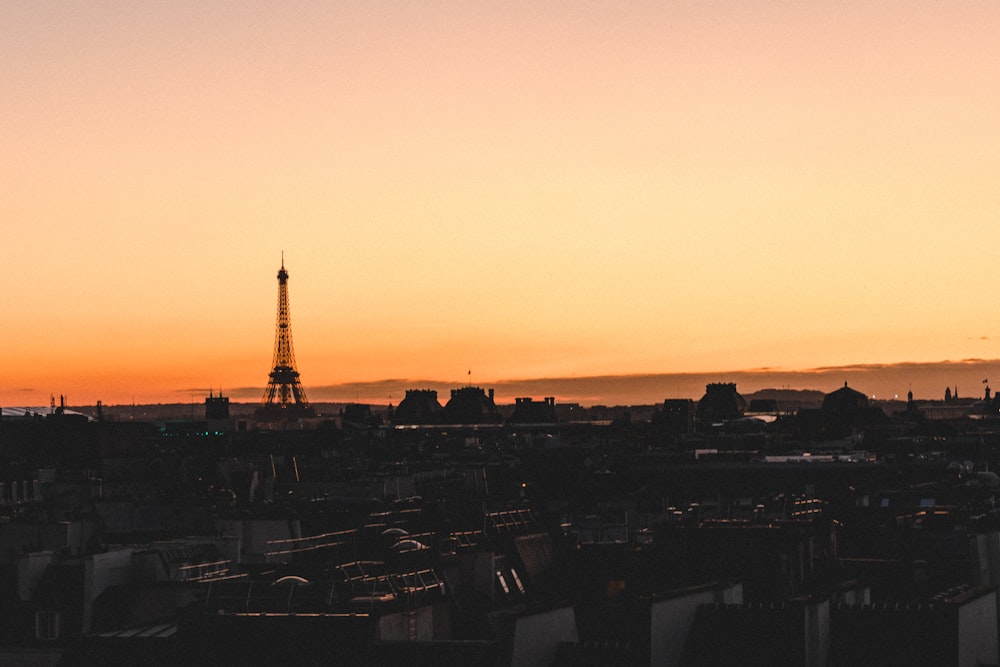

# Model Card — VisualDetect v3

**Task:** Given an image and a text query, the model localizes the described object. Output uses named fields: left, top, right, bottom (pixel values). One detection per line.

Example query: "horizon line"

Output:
left=165, top=357, right=1000, bottom=406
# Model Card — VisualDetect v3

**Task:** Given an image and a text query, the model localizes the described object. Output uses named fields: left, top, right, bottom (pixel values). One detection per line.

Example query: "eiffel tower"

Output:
left=256, top=257, right=315, bottom=422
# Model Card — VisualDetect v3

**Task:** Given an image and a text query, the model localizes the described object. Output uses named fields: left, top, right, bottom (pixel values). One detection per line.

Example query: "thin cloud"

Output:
left=169, top=359, right=1000, bottom=407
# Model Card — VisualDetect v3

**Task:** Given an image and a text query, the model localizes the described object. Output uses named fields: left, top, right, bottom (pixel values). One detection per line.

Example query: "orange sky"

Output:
left=3, top=2, right=999, bottom=406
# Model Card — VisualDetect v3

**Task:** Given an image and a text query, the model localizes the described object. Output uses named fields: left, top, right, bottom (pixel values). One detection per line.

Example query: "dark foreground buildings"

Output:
left=5, top=381, right=1000, bottom=665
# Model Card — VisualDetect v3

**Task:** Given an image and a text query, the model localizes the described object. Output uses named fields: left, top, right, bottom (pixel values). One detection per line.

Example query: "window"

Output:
left=496, top=570, right=510, bottom=595
left=510, top=569, right=525, bottom=594
left=36, top=611, right=60, bottom=641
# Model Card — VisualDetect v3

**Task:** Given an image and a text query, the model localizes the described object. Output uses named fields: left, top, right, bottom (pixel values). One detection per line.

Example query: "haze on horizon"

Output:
left=3, top=2, right=999, bottom=407
left=222, top=360, right=1000, bottom=409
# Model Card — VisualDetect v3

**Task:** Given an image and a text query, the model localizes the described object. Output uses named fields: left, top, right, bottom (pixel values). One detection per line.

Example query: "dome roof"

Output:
left=443, top=386, right=501, bottom=424
left=822, top=382, right=869, bottom=413
left=696, top=383, right=747, bottom=424
left=393, top=389, right=443, bottom=424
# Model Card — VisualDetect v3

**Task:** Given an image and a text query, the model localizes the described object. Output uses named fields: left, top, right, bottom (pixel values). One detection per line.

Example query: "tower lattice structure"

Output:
left=257, top=259, right=315, bottom=421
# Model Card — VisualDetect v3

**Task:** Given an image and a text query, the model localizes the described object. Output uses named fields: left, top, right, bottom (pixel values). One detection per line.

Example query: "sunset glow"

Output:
left=3, top=2, right=999, bottom=406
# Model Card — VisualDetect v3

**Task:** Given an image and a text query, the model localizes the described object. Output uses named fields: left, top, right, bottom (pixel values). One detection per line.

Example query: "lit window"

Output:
left=510, top=569, right=525, bottom=594
left=496, top=570, right=510, bottom=595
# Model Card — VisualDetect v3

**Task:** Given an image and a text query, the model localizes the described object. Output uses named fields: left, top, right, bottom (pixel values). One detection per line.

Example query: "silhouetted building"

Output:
left=509, top=397, right=557, bottom=424
left=393, top=389, right=444, bottom=425
left=696, top=384, right=746, bottom=426
left=653, top=399, right=696, bottom=435
left=969, top=383, right=1000, bottom=417
left=789, top=382, right=886, bottom=437
left=340, top=403, right=381, bottom=429
left=822, top=382, right=869, bottom=417
left=443, top=386, right=501, bottom=424
left=205, top=391, right=230, bottom=421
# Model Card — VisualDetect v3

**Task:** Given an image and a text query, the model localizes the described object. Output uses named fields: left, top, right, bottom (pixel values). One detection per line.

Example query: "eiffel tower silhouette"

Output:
left=256, top=256, right=315, bottom=422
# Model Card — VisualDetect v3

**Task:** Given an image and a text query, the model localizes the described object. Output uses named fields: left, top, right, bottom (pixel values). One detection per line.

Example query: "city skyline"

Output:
left=4, top=3, right=999, bottom=407
left=9, top=360, right=1000, bottom=410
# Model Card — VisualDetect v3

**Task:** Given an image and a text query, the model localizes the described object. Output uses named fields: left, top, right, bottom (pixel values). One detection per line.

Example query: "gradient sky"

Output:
left=3, top=2, right=999, bottom=406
